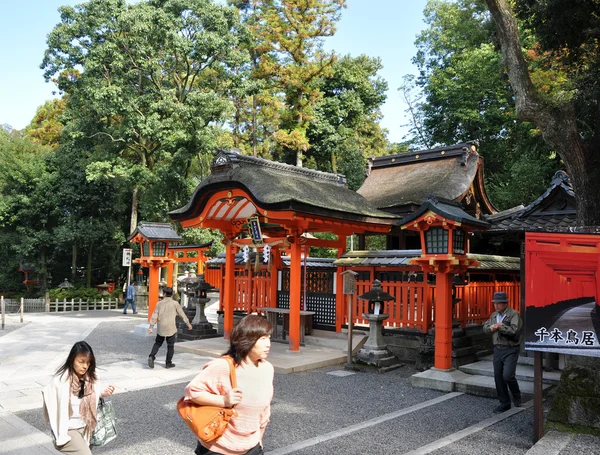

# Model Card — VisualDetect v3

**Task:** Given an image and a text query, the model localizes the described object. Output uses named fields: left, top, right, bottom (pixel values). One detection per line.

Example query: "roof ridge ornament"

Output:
left=552, top=170, right=570, bottom=186
left=210, top=148, right=347, bottom=185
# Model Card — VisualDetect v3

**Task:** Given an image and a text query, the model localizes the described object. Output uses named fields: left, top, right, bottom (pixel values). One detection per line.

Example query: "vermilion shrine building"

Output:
left=165, top=143, right=524, bottom=362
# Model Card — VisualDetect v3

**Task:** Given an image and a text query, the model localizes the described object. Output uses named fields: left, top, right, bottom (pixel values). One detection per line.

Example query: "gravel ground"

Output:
left=15, top=317, right=600, bottom=455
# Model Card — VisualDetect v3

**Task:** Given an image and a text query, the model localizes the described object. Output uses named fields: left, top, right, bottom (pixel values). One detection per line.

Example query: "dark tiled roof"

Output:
left=398, top=196, right=490, bottom=229
left=206, top=253, right=336, bottom=269
left=334, top=250, right=519, bottom=271
left=127, top=222, right=183, bottom=242
left=358, top=142, right=485, bottom=210
left=170, top=149, right=398, bottom=224
left=487, top=171, right=576, bottom=232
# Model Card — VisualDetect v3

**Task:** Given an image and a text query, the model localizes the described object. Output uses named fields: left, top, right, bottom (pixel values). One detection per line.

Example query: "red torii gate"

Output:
left=170, top=150, right=398, bottom=351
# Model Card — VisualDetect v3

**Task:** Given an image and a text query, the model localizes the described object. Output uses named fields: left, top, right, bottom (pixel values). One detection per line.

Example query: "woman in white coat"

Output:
left=42, top=341, right=115, bottom=454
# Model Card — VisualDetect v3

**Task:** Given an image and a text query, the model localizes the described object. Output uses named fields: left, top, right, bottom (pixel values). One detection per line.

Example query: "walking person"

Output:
left=42, top=341, right=115, bottom=454
left=483, top=291, right=523, bottom=413
left=184, top=314, right=274, bottom=455
left=123, top=283, right=137, bottom=314
left=148, top=286, right=192, bottom=369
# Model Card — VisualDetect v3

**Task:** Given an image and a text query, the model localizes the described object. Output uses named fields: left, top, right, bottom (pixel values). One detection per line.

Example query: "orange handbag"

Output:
left=177, top=356, right=238, bottom=443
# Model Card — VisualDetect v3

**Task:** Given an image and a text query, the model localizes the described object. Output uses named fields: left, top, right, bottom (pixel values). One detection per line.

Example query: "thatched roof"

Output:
left=170, top=149, right=399, bottom=226
left=358, top=142, right=496, bottom=217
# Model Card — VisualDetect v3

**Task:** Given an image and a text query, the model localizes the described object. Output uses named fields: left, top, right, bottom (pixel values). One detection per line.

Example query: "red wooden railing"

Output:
left=206, top=263, right=520, bottom=333
left=349, top=279, right=520, bottom=332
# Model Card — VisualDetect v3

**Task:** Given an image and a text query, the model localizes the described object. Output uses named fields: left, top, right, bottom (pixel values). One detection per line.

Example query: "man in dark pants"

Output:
left=147, top=287, right=192, bottom=369
left=483, top=291, right=523, bottom=413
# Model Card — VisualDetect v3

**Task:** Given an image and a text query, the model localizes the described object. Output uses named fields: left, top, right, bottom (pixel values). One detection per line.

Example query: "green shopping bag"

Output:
left=91, top=398, right=117, bottom=447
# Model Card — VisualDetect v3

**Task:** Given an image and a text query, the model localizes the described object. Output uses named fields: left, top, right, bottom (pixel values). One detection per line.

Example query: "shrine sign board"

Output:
left=524, top=232, right=600, bottom=358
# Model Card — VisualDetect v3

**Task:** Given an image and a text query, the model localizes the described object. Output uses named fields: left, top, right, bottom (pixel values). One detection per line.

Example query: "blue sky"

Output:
left=1, top=0, right=428, bottom=143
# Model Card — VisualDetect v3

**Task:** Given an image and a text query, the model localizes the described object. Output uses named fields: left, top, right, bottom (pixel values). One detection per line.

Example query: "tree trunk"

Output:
left=40, top=246, right=48, bottom=293
left=71, top=244, right=77, bottom=283
left=252, top=94, right=258, bottom=157
left=86, top=245, right=93, bottom=288
left=130, top=186, right=139, bottom=235
left=485, top=0, right=600, bottom=225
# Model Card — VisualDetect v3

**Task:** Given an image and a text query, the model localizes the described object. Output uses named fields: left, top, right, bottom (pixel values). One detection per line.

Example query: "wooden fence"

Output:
left=205, top=263, right=520, bottom=333
left=0, top=296, right=120, bottom=315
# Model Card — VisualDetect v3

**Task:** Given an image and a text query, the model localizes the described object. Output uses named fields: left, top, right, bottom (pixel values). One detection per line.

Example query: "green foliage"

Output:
left=23, top=99, right=66, bottom=150
left=179, top=227, right=225, bottom=258
left=253, top=0, right=347, bottom=165
left=47, top=287, right=114, bottom=301
left=407, top=0, right=561, bottom=208
left=306, top=54, right=388, bottom=187
left=42, top=0, right=249, bottom=224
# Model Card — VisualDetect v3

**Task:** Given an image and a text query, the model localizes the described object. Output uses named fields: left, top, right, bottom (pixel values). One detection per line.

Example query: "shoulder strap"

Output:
left=223, top=355, right=237, bottom=388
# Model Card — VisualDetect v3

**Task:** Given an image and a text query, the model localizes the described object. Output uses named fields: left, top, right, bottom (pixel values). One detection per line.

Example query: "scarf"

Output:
left=69, top=375, right=97, bottom=431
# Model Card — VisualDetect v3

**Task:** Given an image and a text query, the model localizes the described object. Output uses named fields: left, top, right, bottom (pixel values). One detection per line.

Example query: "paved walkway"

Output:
left=1, top=311, right=599, bottom=455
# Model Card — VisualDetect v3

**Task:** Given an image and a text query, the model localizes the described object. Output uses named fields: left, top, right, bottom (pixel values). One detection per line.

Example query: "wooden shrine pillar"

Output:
left=167, top=262, right=174, bottom=287
left=434, top=271, right=453, bottom=370
left=197, top=254, right=204, bottom=274
left=223, top=241, right=236, bottom=340
left=288, top=236, right=302, bottom=351
left=147, top=265, right=160, bottom=322
left=269, top=247, right=279, bottom=307
left=335, top=237, right=346, bottom=332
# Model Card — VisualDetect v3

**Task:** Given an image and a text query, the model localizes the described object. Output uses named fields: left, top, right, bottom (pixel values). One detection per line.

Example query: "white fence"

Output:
left=1, top=297, right=119, bottom=314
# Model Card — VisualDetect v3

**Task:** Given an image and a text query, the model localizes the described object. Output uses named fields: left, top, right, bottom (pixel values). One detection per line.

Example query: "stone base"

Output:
left=411, top=367, right=472, bottom=392
left=177, top=321, right=219, bottom=341
left=356, top=346, right=403, bottom=370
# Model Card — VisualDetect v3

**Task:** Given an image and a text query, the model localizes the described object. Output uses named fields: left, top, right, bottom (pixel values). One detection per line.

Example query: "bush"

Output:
left=48, top=287, right=114, bottom=301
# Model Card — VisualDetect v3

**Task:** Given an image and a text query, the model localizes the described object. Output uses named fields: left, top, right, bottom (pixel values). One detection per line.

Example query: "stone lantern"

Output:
left=400, top=196, right=488, bottom=376
left=355, top=280, right=401, bottom=371
left=177, top=274, right=219, bottom=341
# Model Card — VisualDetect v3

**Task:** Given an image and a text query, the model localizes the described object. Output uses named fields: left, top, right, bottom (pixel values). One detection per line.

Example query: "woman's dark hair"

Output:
left=55, top=341, right=97, bottom=382
left=225, top=315, right=272, bottom=365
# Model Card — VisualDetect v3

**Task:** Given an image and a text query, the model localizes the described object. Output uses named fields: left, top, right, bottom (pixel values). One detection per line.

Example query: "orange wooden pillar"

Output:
left=166, top=263, right=174, bottom=287
left=335, top=238, right=346, bottom=332
left=269, top=248, right=279, bottom=307
left=147, top=265, right=160, bottom=322
left=223, top=241, right=236, bottom=340
left=288, top=236, right=302, bottom=351
left=434, top=271, right=453, bottom=370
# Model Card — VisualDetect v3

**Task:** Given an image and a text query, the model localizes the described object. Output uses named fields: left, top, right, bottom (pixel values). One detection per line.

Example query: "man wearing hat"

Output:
left=483, top=291, right=523, bottom=413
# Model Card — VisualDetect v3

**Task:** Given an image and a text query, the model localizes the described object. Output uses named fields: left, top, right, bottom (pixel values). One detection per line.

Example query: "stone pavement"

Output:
left=1, top=310, right=600, bottom=455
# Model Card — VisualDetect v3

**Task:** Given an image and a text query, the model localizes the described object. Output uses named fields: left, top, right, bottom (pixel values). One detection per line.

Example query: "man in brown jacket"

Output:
left=483, top=291, right=523, bottom=413
left=148, top=287, right=192, bottom=369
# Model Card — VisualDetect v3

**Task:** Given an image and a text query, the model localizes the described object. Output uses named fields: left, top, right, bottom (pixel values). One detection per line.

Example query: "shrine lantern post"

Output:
left=400, top=197, right=488, bottom=371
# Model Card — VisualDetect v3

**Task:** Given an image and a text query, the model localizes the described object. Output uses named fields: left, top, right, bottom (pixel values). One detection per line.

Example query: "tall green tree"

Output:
left=408, top=0, right=560, bottom=209
left=306, top=54, right=388, bottom=189
left=254, top=0, right=346, bottom=166
left=41, top=0, right=249, bottom=233
left=0, top=130, right=57, bottom=292
left=486, top=0, right=600, bottom=224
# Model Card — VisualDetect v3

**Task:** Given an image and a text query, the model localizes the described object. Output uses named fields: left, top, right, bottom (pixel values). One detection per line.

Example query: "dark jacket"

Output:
left=482, top=306, right=522, bottom=347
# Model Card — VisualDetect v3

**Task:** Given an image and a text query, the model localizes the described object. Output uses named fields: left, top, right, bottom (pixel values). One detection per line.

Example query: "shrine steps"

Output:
left=412, top=356, right=560, bottom=397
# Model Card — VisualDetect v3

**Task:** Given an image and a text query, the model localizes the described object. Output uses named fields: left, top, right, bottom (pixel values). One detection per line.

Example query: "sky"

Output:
left=0, top=0, right=429, bottom=143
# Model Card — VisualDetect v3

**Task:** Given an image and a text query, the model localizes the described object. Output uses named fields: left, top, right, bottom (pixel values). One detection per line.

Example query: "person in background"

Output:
left=123, top=283, right=137, bottom=314
left=184, top=314, right=273, bottom=455
left=483, top=291, right=523, bottom=413
left=42, top=341, right=115, bottom=455
left=147, top=286, right=192, bottom=369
